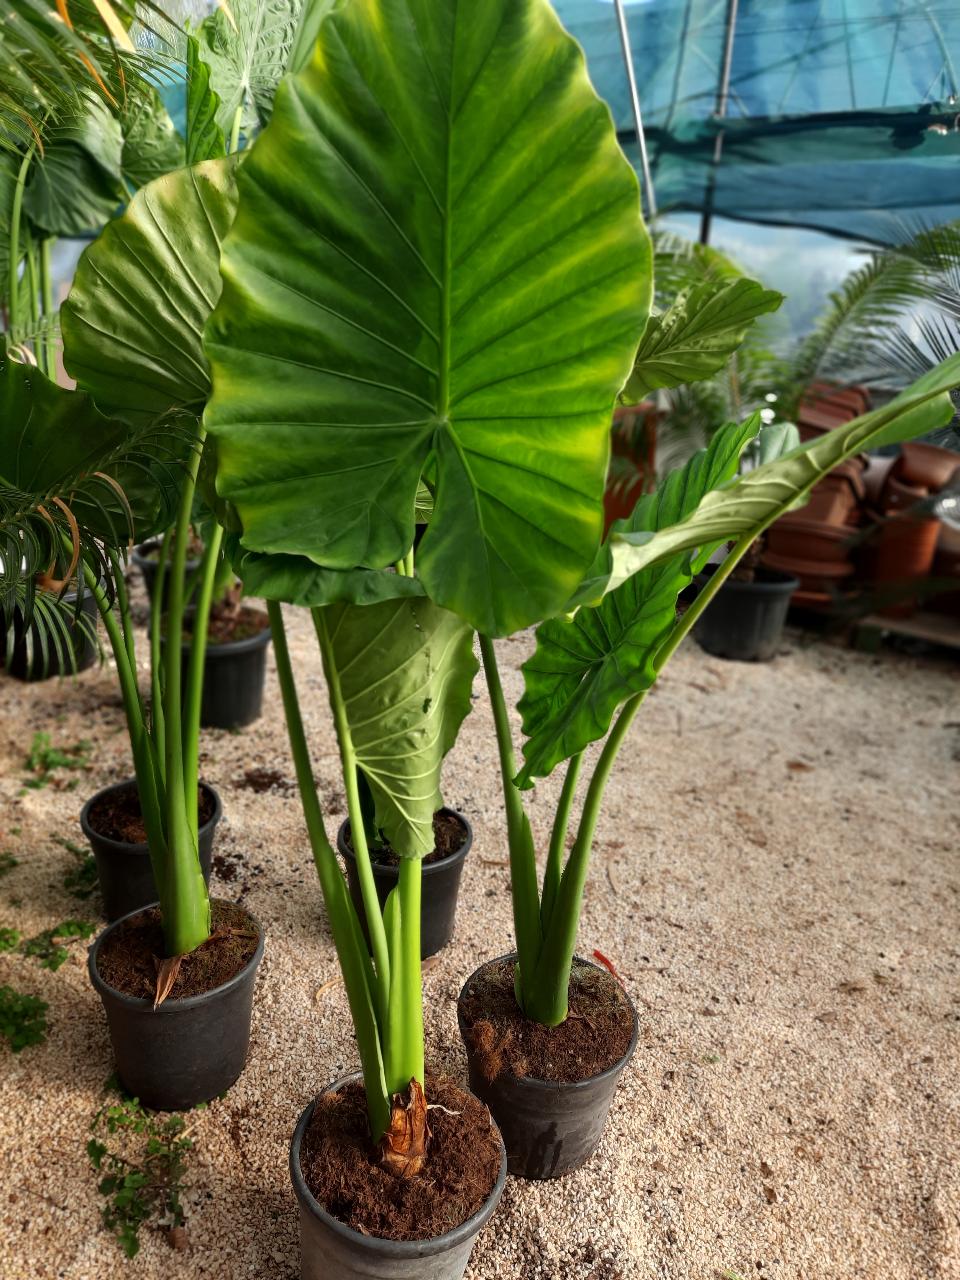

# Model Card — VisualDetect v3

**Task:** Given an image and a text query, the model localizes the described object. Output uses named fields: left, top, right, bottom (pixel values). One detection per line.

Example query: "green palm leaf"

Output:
left=516, top=415, right=761, bottom=786
left=203, top=0, right=651, bottom=637
left=317, top=597, right=477, bottom=857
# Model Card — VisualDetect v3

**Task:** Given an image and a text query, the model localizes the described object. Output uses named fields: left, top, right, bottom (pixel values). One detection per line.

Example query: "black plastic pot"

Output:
left=337, top=810, right=472, bottom=959
left=694, top=566, right=799, bottom=662
left=290, top=1073, right=506, bottom=1280
left=132, top=541, right=201, bottom=610
left=88, top=900, right=264, bottom=1111
left=3, top=586, right=99, bottom=681
left=80, top=779, right=221, bottom=922
left=457, top=955, right=639, bottom=1180
left=187, top=623, right=272, bottom=730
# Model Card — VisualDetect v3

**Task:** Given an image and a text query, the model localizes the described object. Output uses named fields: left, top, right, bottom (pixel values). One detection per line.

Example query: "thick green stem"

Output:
left=527, top=535, right=760, bottom=1025
left=384, top=858, right=424, bottom=1095
left=7, top=147, right=32, bottom=344
left=149, top=531, right=171, bottom=778
left=268, top=601, right=390, bottom=1138
left=541, top=751, right=582, bottom=933
left=80, top=558, right=168, bottom=896
left=39, top=237, right=56, bottom=379
left=160, top=438, right=210, bottom=957
left=313, top=606, right=391, bottom=1025
left=183, top=525, right=223, bottom=843
left=228, top=105, right=242, bottom=154
left=479, top=635, right=542, bottom=1007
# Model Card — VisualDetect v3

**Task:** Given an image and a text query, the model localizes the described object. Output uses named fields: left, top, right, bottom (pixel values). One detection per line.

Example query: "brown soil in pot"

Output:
left=96, top=900, right=259, bottom=1000
left=343, top=810, right=466, bottom=868
left=87, top=783, right=215, bottom=845
left=299, top=1076, right=500, bottom=1241
left=459, top=956, right=634, bottom=1084
left=188, top=605, right=270, bottom=646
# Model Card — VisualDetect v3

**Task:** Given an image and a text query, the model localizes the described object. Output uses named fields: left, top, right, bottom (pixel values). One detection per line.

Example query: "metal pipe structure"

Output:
left=613, top=0, right=658, bottom=219
left=699, top=0, right=740, bottom=244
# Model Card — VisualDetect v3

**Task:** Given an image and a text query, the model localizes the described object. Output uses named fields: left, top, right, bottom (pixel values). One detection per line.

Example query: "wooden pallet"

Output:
left=852, top=609, right=960, bottom=653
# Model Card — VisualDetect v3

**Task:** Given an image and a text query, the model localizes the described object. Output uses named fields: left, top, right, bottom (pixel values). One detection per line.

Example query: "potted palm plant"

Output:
left=459, top=353, right=960, bottom=1178
left=199, top=0, right=652, bottom=1269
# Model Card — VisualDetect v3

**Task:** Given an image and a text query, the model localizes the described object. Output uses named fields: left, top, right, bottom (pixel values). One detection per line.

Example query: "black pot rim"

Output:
left=88, top=898, right=264, bottom=1012
left=80, top=778, right=222, bottom=856
left=457, top=952, right=640, bottom=1092
left=180, top=620, right=272, bottom=658
left=699, top=566, right=800, bottom=596
left=289, top=1071, right=506, bottom=1258
left=337, top=808, right=473, bottom=879
left=132, top=541, right=201, bottom=570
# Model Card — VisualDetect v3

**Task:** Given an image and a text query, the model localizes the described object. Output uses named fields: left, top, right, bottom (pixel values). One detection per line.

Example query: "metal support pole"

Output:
left=699, top=0, right=740, bottom=244
left=613, top=0, right=658, bottom=220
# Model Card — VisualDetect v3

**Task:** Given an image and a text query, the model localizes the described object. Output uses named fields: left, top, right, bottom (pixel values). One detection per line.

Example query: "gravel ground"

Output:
left=0, top=588, right=958, bottom=1280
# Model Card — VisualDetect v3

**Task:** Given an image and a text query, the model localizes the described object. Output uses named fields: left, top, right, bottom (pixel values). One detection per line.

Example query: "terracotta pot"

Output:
left=882, top=474, right=930, bottom=515
left=766, top=518, right=857, bottom=565
left=864, top=456, right=896, bottom=508
left=895, top=442, right=960, bottom=493
left=807, top=382, right=870, bottom=417
left=863, top=510, right=942, bottom=618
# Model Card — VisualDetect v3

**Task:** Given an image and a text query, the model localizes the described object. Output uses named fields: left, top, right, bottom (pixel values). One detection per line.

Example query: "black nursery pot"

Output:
left=88, top=901, right=264, bottom=1111
left=80, top=779, right=221, bottom=922
left=457, top=955, right=639, bottom=1180
left=693, top=565, right=799, bottom=662
left=132, top=541, right=202, bottom=610
left=337, top=810, right=472, bottom=959
left=4, top=586, right=98, bottom=681
left=186, top=625, right=272, bottom=731
left=290, top=1073, right=506, bottom=1280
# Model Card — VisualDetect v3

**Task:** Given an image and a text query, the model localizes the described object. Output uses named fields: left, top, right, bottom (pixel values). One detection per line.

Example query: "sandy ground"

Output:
left=0, top=585, right=958, bottom=1280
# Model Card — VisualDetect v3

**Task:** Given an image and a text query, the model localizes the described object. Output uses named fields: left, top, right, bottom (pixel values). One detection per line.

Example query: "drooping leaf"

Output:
left=119, top=86, right=185, bottom=189
left=61, top=157, right=239, bottom=424
left=625, top=277, right=784, bottom=401
left=226, top=536, right=425, bottom=606
left=318, top=597, right=478, bottom=857
left=516, top=415, right=762, bottom=786
left=608, top=355, right=960, bottom=588
left=185, top=33, right=226, bottom=165
left=203, top=0, right=651, bottom=637
left=197, top=0, right=303, bottom=138
left=22, top=98, right=124, bottom=236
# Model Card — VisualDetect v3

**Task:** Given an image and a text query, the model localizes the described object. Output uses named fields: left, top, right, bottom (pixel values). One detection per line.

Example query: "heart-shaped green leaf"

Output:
left=185, top=34, right=226, bottom=165
left=227, top=537, right=425, bottom=607
left=516, top=415, right=762, bottom=786
left=61, top=158, right=239, bottom=424
left=197, top=0, right=303, bottom=137
left=204, top=0, right=651, bottom=636
left=318, top=597, right=477, bottom=857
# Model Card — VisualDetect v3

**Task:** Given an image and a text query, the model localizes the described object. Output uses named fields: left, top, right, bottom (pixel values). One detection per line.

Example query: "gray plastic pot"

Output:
left=290, top=1073, right=506, bottom=1280
left=457, top=954, right=639, bottom=1180
left=80, top=779, right=221, bottom=922
left=88, top=901, right=264, bottom=1111
left=338, top=810, right=472, bottom=959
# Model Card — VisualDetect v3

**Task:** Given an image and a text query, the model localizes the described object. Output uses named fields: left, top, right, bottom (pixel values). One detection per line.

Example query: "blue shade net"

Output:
left=553, top=0, right=960, bottom=244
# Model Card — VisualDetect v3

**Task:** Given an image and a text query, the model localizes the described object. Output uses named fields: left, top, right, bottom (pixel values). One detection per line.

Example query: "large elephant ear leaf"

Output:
left=198, top=0, right=303, bottom=137
left=61, top=157, right=239, bottom=424
left=515, top=414, right=762, bottom=787
left=318, top=598, right=478, bottom=857
left=203, top=0, right=651, bottom=637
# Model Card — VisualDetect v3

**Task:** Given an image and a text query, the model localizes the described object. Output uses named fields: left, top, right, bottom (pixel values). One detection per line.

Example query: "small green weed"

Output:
left=0, top=851, right=18, bottom=878
left=23, top=733, right=92, bottom=791
left=0, top=986, right=48, bottom=1051
left=0, top=927, right=21, bottom=951
left=23, top=918, right=95, bottom=970
left=89, top=1079, right=195, bottom=1258
left=54, top=836, right=99, bottom=899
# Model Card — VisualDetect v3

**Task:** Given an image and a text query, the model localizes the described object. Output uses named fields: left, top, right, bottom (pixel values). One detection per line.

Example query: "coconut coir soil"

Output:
left=344, top=810, right=466, bottom=868
left=96, top=900, right=258, bottom=1000
left=299, top=1077, right=501, bottom=1241
left=459, top=956, right=635, bottom=1083
left=191, top=606, right=270, bottom=646
left=87, top=782, right=215, bottom=845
